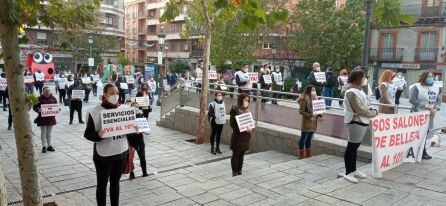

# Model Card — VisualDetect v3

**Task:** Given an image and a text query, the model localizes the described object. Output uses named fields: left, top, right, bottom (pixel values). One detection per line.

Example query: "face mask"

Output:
left=243, top=68, right=248, bottom=73
left=266, top=68, right=270, bottom=73
left=398, top=75, right=402, bottom=78
left=314, top=67, right=321, bottom=72
left=216, top=96, right=223, bottom=101
left=362, top=78, right=368, bottom=86
left=243, top=101, right=249, bottom=108
left=275, top=69, right=280, bottom=72
left=311, top=91, right=317, bottom=96
left=107, top=94, right=119, bottom=105
left=426, top=77, right=434, bottom=85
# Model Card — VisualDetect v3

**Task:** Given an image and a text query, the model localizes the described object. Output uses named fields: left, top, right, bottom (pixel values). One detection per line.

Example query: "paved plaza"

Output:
left=1, top=85, right=446, bottom=205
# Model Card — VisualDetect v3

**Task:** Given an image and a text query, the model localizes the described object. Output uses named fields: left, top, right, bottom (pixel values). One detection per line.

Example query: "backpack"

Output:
left=374, top=86, right=381, bottom=100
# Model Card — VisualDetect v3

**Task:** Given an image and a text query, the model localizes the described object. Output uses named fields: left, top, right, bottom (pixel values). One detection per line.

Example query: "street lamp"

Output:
left=156, top=29, right=166, bottom=106
left=362, top=0, right=372, bottom=67
left=88, top=35, right=93, bottom=73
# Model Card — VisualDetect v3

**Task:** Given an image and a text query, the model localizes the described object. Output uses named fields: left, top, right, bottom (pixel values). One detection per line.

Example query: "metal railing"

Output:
left=402, top=3, right=446, bottom=18
left=415, top=48, right=438, bottom=62
left=369, top=48, right=404, bottom=62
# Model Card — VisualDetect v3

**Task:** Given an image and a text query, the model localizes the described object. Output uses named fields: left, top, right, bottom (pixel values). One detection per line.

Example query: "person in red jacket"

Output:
left=33, top=86, right=58, bottom=153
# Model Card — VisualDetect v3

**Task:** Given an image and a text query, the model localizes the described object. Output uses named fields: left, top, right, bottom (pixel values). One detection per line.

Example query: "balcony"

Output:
left=402, top=3, right=446, bottom=19
left=369, top=48, right=404, bottom=62
left=191, top=50, right=203, bottom=58
left=415, top=48, right=438, bottom=62
left=137, top=41, right=146, bottom=50
left=137, top=58, right=145, bottom=63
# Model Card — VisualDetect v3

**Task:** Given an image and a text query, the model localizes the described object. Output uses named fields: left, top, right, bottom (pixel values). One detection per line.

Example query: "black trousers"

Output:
left=35, top=83, right=43, bottom=95
left=92, top=84, right=98, bottom=96
left=94, top=158, right=127, bottom=206
left=395, top=90, right=403, bottom=105
left=8, top=104, right=12, bottom=126
left=84, top=89, right=91, bottom=102
left=58, top=89, right=66, bottom=104
left=130, top=147, right=147, bottom=175
left=119, top=92, right=126, bottom=104
left=231, top=150, right=246, bottom=173
left=69, top=101, right=83, bottom=122
left=210, top=123, right=223, bottom=149
left=344, top=142, right=361, bottom=175
left=0, top=90, right=7, bottom=110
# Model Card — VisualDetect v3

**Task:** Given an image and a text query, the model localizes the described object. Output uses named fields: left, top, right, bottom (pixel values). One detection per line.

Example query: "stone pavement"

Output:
left=1, top=85, right=446, bottom=205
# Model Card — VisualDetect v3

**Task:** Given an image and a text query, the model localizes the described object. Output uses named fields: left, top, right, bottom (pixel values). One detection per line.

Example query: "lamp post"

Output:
left=156, top=29, right=166, bottom=106
left=362, top=0, right=372, bottom=67
left=88, top=35, right=93, bottom=73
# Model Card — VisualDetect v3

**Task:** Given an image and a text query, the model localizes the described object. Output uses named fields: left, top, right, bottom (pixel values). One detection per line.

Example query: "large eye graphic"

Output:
left=43, top=53, right=53, bottom=63
left=33, top=52, right=43, bottom=63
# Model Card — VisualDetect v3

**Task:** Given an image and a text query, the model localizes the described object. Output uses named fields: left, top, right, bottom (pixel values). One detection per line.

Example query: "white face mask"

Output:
left=216, top=96, right=223, bottom=101
left=362, top=78, right=368, bottom=86
left=107, top=94, right=119, bottom=105
left=243, top=101, right=249, bottom=108
left=275, top=69, right=280, bottom=72
left=314, top=67, right=321, bottom=72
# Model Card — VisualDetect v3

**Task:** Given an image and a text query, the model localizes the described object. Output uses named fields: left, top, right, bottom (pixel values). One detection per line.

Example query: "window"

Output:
left=171, top=24, right=176, bottom=33
left=421, top=32, right=436, bottom=48
left=37, top=32, right=47, bottom=44
left=381, top=33, right=394, bottom=59
left=262, top=42, right=270, bottom=49
left=426, top=0, right=440, bottom=7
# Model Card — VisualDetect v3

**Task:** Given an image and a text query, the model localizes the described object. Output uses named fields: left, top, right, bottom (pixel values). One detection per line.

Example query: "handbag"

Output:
left=123, top=146, right=135, bottom=174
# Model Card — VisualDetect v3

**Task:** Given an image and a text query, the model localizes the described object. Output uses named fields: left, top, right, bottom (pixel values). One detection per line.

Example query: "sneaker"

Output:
left=422, top=153, right=432, bottom=160
left=47, top=146, right=55, bottom=152
left=42, top=147, right=47, bottom=153
left=353, top=171, right=367, bottom=179
left=343, top=173, right=359, bottom=183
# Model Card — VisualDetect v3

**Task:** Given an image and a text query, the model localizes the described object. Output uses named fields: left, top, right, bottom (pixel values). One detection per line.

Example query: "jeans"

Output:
left=298, top=132, right=314, bottom=150
left=40, top=126, right=53, bottom=148
left=210, top=123, right=223, bottom=149
left=272, top=92, right=280, bottom=104
left=84, top=89, right=91, bottom=102
left=395, top=90, right=403, bottom=105
left=231, top=150, right=246, bottom=174
left=8, top=104, right=12, bottom=127
left=130, top=146, right=147, bottom=176
left=150, top=92, right=155, bottom=105
left=92, top=83, right=98, bottom=96
left=94, top=157, right=127, bottom=206
left=344, top=142, right=361, bottom=175
left=26, top=86, right=34, bottom=94
left=323, top=87, right=333, bottom=106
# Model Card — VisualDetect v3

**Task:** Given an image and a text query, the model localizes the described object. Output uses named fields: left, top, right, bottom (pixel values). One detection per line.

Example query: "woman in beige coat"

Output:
left=298, top=85, right=322, bottom=159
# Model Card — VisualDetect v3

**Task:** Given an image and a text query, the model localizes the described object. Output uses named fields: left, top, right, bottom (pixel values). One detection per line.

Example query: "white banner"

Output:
left=101, top=107, right=137, bottom=138
left=371, top=111, right=430, bottom=178
left=136, top=97, right=150, bottom=107
left=312, top=100, right=326, bottom=115
left=40, top=104, right=61, bottom=117
left=136, top=118, right=150, bottom=133
left=71, top=90, right=85, bottom=99
left=314, top=72, right=326, bottom=83
left=208, top=70, right=217, bottom=80
left=263, top=75, right=272, bottom=84
left=82, top=77, right=91, bottom=84
left=24, top=76, right=34, bottom=83
left=235, top=112, right=255, bottom=132
left=120, top=83, right=129, bottom=90
left=219, top=83, right=227, bottom=91
left=0, top=79, right=7, bottom=86
left=248, top=72, right=258, bottom=83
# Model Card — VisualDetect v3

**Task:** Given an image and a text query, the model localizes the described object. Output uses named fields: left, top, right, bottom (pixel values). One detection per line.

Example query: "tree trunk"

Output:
left=0, top=145, right=6, bottom=206
left=196, top=0, right=212, bottom=144
left=0, top=22, right=42, bottom=206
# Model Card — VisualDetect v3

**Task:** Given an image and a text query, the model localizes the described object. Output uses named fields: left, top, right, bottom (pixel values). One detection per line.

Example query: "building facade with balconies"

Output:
left=368, top=0, right=446, bottom=96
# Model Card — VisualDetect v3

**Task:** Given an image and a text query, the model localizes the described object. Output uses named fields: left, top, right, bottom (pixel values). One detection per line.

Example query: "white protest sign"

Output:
left=149, top=81, right=156, bottom=92
left=248, top=72, right=258, bottom=83
left=434, top=81, right=443, bottom=88
left=163, top=79, right=168, bottom=87
left=120, top=83, right=129, bottom=90
left=314, top=72, right=326, bottom=83
left=186, top=80, right=192, bottom=88
left=35, top=73, right=45, bottom=81
left=219, top=83, right=228, bottom=91
left=92, top=75, right=100, bottom=82
left=136, top=118, right=150, bottom=133
left=82, top=77, right=91, bottom=84
left=263, top=75, right=272, bottom=84
left=101, top=107, right=137, bottom=138
left=312, top=99, right=326, bottom=115
left=71, top=90, right=85, bottom=99
left=88, top=58, right=94, bottom=67
left=126, top=76, right=135, bottom=84
left=136, top=97, right=150, bottom=107
left=40, top=104, right=61, bottom=117
left=164, top=84, right=171, bottom=91
left=392, top=79, right=405, bottom=89
left=208, top=70, right=217, bottom=80
left=298, top=82, right=302, bottom=88
left=0, top=79, right=7, bottom=86
left=371, top=111, right=430, bottom=178
left=235, top=112, right=255, bottom=132
left=24, top=76, right=34, bottom=83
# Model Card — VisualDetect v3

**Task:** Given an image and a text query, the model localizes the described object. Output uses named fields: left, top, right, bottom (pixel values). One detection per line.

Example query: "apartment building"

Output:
left=368, top=0, right=446, bottom=94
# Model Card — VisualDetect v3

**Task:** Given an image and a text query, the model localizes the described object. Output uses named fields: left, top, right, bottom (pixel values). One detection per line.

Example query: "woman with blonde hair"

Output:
left=378, top=70, right=396, bottom=114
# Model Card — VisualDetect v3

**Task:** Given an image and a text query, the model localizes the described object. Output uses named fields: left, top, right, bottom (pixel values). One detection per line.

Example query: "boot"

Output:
left=422, top=149, right=432, bottom=160
left=298, top=149, right=306, bottom=160
left=216, top=147, right=222, bottom=154
left=211, top=146, right=216, bottom=155
left=129, top=172, right=135, bottom=180
left=306, top=148, right=312, bottom=158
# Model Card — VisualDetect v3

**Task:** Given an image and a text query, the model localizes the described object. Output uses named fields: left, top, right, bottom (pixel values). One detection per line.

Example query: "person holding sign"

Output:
left=338, top=69, right=349, bottom=107
left=258, top=65, right=272, bottom=104
left=33, top=69, right=45, bottom=95
left=91, top=71, right=100, bottom=96
left=127, top=102, right=148, bottom=180
left=235, top=63, right=252, bottom=94
left=392, top=72, right=406, bottom=105
left=208, top=91, right=226, bottom=155
left=57, top=74, right=68, bottom=104
left=229, top=93, right=253, bottom=176
left=114, top=73, right=127, bottom=104
left=378, top=70, right=396, bottom=114
left=342, top=70, right=378, bottom=183
left=0, top=73, right=7, bottom=111
left=33, top=87, right=58, bottom=153
left=24, top=69, right=35, bottom=94
left=297, top=85, right=322, bottom=159
left=84, top=83, right=138, bottom=206
left=271, top=66, right=283, bottom=105
left=67, top=80, right=85, bottom=124
left=82, top=73, right=93, bottom=103
left=308, top=62, right=324, bottom=95
left=136, top=83, right=152, bottom=119
left=409, top=71, right=442, bottom=160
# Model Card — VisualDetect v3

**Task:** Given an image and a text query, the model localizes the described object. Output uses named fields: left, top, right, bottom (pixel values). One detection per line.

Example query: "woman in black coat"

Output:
left=136, top=83, right=152, bottom=119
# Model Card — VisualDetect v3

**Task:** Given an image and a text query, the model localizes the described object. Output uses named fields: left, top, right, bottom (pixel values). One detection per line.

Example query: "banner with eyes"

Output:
left=25, top=52, right=56, bottom=81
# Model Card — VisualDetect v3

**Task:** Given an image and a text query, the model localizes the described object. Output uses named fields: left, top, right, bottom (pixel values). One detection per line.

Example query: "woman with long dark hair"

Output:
left=298, top=85, right=321, bottom=159
left=136, top=83, right=152, bottom=119
left=229, top=93, right=253, bottom=176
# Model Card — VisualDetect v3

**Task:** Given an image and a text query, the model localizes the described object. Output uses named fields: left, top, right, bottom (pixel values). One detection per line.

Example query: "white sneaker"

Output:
left=343, top=173, right=359, bottom=183
left=353, top=171, right=367, bottom=179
